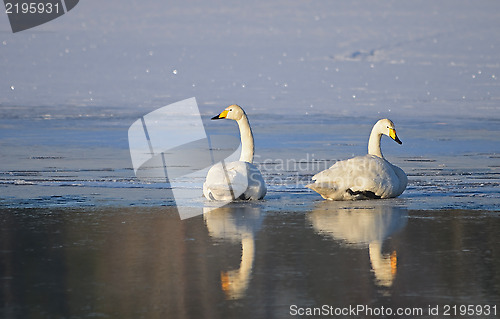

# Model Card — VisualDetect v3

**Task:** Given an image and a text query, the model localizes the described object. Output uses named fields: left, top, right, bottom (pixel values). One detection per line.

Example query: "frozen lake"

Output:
left=1, top=0, right=499, bottom=318
left=0, top=113, right=498, bottom=211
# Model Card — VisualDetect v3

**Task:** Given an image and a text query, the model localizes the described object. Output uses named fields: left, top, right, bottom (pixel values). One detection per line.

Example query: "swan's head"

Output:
left=376, top=119, right=402, bottom=144
left=212, top=104, right=245, bottom=121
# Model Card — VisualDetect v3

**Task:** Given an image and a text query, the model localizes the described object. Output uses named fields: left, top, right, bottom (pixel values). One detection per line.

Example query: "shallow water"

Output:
left=1, top=114, right=498, bottom=319
left=1, top=115, right=498, bottom=211
left=1, top=205, right=499, bottom=319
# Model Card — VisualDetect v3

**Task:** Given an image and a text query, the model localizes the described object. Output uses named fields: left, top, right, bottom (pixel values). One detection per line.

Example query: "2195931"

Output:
left=443, top=304, right=497, bottom=316
left=5, top=2, right=61, bottom=14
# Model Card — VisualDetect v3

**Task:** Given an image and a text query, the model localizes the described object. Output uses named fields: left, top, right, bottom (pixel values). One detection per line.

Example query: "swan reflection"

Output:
left=203, top=205, right=263, bottom=299
left=307, top=202, right=407, bottom=287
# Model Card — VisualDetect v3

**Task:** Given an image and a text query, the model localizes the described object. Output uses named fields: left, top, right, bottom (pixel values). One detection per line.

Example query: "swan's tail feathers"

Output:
left=306, top=182, right=339, bottom=200
left=305, top=183, right=315, bottom=190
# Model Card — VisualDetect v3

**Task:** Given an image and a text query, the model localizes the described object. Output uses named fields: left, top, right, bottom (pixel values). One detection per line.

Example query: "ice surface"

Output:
left=0, top=1, right=499, bottom=210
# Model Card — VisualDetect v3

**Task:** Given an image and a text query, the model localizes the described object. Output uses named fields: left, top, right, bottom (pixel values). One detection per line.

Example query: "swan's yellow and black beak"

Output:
left=211, top=109, right=229, bottom=120
left=389, top=128, right=402, bottom=144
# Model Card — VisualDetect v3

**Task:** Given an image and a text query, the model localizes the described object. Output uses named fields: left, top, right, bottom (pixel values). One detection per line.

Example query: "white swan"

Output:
left=307, top=119, right=407, bottom=200
left=203, top=105, right=267, bottom=201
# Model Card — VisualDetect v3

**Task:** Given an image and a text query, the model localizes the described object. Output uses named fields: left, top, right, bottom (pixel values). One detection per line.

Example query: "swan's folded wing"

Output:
left=306, top=181, right=338, bottom=195
left=307, top=164, right=345, bottom=199
left=310, top=156, right=365, bottom=184
left=311, top=165, right=341, bottom=183
left=203, top=184, right=233, bottom=201
left=204, top=161, right=247, bottom=200
left=204, top=161, right=267, bottom=200
left=389, top=163, right=407, bottom=196
left=243, top=162, right=267, bottom=200
left=307, top=155, right=398, bottom=200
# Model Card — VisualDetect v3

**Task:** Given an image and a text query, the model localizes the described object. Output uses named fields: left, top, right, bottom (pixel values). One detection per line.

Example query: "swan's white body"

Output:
left=203, top=161, right=266, bottom=200
left=307, top=119, right=407, bottom=200
left=203, top=105, right=267, bottom=201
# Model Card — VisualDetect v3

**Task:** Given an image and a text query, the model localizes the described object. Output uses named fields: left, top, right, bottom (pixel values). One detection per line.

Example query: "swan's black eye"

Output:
left=229, top=108, right=233, bottom=111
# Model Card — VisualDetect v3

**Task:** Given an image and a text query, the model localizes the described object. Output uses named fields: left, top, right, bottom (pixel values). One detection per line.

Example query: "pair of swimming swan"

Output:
left=203, top=105, right=407, bottom=201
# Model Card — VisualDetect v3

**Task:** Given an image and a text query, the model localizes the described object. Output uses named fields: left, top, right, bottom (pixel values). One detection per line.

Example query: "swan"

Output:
left=306, top=119, right=407, bottom=200
left=203, top=105, right=267, bottom=201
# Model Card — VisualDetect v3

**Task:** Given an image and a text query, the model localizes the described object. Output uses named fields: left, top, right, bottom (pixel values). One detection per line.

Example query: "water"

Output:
left=1, top=113, right=499, bottom=318
left=1, top=1, right=500, bottom=318
left=1, top=114, right=498, bottom=210
left=1, top=206, right=499, bottom=319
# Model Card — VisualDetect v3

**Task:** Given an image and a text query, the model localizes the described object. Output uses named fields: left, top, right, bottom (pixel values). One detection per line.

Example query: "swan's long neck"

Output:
left=368, top=126, right=383, bottom=158
left=236, top=114, right=254, bottom=163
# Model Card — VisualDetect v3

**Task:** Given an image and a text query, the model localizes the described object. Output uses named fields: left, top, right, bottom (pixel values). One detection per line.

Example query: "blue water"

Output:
left=1, top=0, right=499, bottom=211
left=0, top=112, right=498, bottom=211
